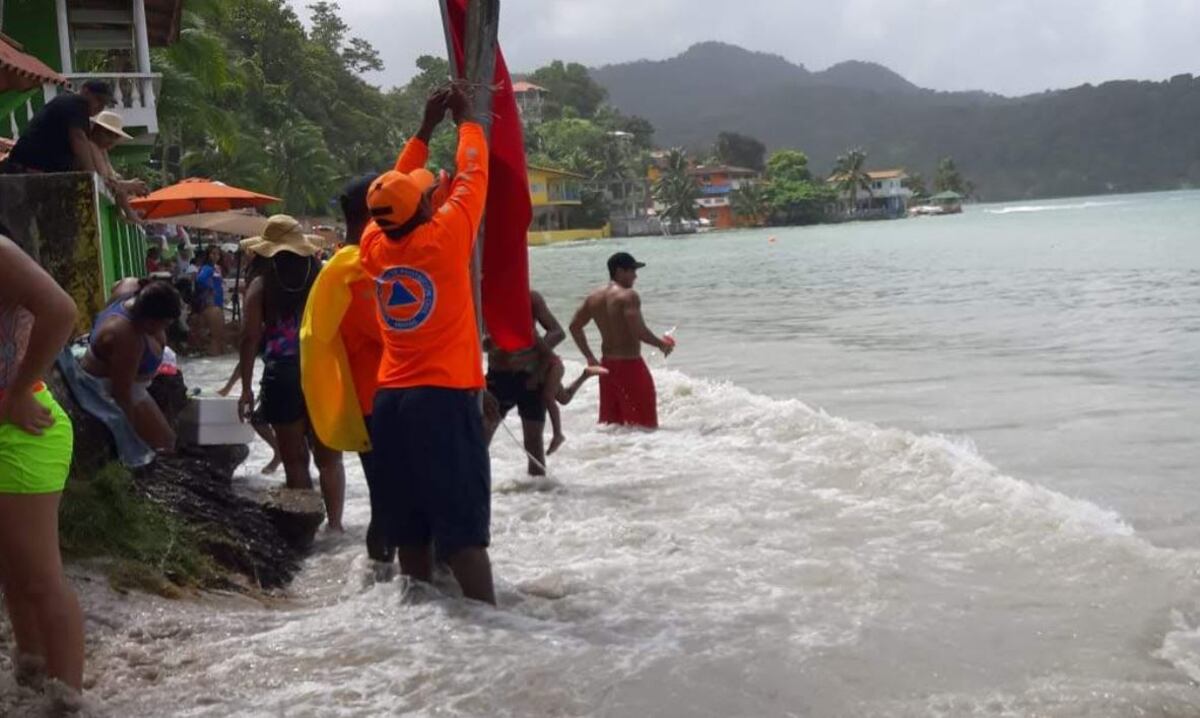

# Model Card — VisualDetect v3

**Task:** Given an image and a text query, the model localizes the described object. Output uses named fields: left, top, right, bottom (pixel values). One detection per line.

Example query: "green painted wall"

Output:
left=2, top=0, right=64, bottom=72
left=0, top=0, right=58, bottom=136
left=0, top=174, right=146, bottom=333
left=96, top=193, right=148, bottom=291
left=0, top=88, right=47, bottom=137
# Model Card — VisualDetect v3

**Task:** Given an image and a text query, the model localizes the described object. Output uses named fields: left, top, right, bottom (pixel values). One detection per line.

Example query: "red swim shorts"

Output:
left=598, top=357, right=658, bottom=429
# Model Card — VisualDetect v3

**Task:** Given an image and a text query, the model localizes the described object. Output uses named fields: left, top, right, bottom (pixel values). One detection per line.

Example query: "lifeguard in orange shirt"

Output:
left=358, top=87, right=495, bottom=605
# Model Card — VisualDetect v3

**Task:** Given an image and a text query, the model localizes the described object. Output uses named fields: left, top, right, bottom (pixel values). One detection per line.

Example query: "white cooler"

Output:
left=178, top=397, right=256, bottom=446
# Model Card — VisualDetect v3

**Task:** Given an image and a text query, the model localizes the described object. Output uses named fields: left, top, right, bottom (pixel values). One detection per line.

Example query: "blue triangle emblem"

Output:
left=388, top=282, right=418, bottom=307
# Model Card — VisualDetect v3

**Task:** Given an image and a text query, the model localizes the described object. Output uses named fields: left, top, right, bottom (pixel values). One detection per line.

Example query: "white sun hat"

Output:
left=90, top=110, right=133, bottom=140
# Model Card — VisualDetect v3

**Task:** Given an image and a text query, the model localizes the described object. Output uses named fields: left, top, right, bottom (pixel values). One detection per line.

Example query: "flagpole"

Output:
left=437, top=0, right=457, bottom=81
left=440, top=0, right=499, bottom=345
left=466, top=1, right=497, bottom=345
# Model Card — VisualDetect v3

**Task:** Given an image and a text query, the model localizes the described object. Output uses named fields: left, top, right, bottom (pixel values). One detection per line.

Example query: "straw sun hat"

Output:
left=90, top=110, right=132, bottom=140
left=240, top=215, right=322, bottom=258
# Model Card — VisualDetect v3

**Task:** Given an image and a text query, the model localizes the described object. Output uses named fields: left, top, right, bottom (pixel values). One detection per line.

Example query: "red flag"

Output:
left=443, top=0, right=534, bottom=353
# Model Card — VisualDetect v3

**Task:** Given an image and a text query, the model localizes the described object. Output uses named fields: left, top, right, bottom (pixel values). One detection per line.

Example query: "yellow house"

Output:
left=527, top=165, right=610, bottom=246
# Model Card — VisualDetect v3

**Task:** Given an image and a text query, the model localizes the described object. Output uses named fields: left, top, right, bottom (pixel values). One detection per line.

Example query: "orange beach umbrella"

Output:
left=131, top=178, right=280, bottom=220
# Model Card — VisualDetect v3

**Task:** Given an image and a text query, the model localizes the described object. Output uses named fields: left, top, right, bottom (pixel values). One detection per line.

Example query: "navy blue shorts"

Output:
left=370, top=387, right=491, bottom=557
left=257, top=358, right=305, bottom=425
left=358, top=415, right=394, bottom=563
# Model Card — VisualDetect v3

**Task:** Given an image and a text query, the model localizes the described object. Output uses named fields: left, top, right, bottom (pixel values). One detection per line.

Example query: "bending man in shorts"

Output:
left=569, top=252, right=674, bottom=429
left=486, top=291, right=601, bottom=473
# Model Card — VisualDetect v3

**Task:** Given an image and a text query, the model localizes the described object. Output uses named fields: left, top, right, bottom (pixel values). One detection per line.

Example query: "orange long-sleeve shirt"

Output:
left=359, top=122, right=489, bottom=390
left=339, top=275, right=383, bottom=415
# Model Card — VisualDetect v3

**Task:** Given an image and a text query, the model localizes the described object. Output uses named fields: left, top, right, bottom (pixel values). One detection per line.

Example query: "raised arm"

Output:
left=531, top=291, right=565, bottom=351
left=623, top=291, right=672, bottom=356
left=0, top=237, right=77, bottom=434
left=569, top=299, right=598, bottom=366
left=393, top=89, right=450, bottom=173
left=426, top=87, right=489, bottom=254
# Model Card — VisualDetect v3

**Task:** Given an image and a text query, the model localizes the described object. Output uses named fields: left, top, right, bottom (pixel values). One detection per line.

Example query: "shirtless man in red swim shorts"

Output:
left=568, top=252, right=675, bottom=429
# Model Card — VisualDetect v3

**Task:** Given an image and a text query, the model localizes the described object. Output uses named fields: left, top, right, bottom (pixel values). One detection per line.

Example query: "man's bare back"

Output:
left=582, top=283, right=643, bottom=359
left=570, top=252, right=673, bottom=429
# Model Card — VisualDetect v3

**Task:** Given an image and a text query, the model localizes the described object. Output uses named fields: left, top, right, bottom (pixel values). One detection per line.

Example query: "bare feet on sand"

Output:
left=548, top=432, right=566, bottom=455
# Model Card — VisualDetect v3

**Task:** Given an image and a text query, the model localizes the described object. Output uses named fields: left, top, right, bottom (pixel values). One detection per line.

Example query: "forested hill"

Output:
left=590, top=42, right=1200, bottom=200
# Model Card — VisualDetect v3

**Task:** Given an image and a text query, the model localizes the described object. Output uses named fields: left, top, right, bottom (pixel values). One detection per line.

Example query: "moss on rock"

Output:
left=59, top=463, right=219, bottom=595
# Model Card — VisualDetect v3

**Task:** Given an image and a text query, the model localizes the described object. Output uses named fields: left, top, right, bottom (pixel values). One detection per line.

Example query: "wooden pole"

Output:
left=440, top=0, right=499, bottom=343
left=437, top=0, right=457, bottom=81
left=466, top=1, right=498, bottom=342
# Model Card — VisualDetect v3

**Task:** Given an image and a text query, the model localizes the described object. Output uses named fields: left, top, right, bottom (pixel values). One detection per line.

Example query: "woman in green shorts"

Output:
left=0, top=232, right=84, bottom=694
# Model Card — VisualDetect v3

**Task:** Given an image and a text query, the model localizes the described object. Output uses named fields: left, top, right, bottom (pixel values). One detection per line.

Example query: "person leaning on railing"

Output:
left=0, top=80, right=112, bottom=176
left=84, top=110, right=149, bottom=225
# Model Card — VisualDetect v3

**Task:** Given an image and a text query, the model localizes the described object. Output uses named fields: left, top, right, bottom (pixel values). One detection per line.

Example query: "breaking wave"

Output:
left=984, top=200, right=1128, bottom=215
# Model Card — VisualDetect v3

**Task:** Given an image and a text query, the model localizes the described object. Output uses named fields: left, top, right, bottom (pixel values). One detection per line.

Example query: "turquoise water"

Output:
left=35, top=191, right=1200, bottom=717
left=533, top=191, right=1200, bottom=548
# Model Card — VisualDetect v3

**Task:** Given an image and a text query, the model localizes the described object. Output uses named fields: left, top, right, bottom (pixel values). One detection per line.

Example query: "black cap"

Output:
left=338, top=174, right=376, bottom=224
left=81, top=80, right=114, bottom=104
left=607, top=251, right=646, bottom=276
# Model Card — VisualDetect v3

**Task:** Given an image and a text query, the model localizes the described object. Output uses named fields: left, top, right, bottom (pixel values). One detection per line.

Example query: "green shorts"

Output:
left=0, top=388, right=73, bottom=495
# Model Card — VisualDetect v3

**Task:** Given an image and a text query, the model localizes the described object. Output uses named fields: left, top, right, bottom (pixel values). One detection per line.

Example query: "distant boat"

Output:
left=909, top=190, right=964, bottom=216
left=661, top=219, right=699, bottom=236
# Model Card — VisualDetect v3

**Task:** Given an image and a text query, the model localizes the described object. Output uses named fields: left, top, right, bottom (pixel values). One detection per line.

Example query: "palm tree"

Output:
left=265, top=119, right=338, bottom=215
left=831, top=148, right=873, bottom=215
left=653, top=148, right=699, bottom=234
left=153, top=4, right=242, bottom=186
left=731, top=182, right=771, bottom=227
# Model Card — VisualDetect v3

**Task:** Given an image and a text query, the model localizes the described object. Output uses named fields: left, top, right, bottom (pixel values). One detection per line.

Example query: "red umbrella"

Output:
left=130, top=178, right=280, bottom=220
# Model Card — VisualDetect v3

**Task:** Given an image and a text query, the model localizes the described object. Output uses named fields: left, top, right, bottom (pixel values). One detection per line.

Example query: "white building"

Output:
left=1, top=0, right=182, bottom=144
left=512, top=81, right=548, bottom=123
left=831, top=169, right=914, bottom=218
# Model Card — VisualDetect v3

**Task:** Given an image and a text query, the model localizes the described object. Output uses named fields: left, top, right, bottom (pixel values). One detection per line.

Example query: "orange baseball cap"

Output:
left=367, top=168, right=436, bottom=235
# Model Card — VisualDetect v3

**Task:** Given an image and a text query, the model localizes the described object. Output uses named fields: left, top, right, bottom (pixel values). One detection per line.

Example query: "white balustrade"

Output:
left=4, top=95, right=37, bottom=140
left=50, top=72, right=162, bottom=137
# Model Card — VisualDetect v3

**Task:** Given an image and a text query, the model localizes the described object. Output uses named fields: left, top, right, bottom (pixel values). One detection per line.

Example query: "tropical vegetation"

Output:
left=134, top=2, right=966, bottom=230
left=934, top=157, right=974, bottom=197
left=146, top=0, right=399, bottom=214
left=653, top=148, right=700, bottom=233
left=713, top=131, right=767, bottom=171
left=593, top=41, right=1200, bottom=201
left=830, top=148, right=873, bottom=212
left=730, top=183, right=771, bottom=227
left=761, top=150, right=838, bottom=225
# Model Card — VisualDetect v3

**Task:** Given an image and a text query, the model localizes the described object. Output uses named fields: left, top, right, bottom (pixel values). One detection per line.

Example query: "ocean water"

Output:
left=16, top=191, right=1200, bottom=716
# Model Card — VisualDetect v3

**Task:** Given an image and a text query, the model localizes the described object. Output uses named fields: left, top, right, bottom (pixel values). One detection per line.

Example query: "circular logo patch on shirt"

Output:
left=375, top=266, right=435, bottom=331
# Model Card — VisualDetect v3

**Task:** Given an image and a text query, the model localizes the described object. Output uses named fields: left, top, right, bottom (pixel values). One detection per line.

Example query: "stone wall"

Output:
left=0, top=172, right=107, bottom=333
left=47, top=368, right=324, bottom=590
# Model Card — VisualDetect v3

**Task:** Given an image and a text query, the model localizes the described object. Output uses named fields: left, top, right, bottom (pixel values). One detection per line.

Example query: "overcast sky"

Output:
left=287, top=0, right=1200, bottom=96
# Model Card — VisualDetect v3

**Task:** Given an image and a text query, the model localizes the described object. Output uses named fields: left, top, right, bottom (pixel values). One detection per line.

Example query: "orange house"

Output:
left=690, top=165, right=759, bottom=229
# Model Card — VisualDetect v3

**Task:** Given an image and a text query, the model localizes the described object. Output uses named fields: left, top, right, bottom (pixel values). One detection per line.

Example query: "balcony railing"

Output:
left=547, top=182, right=582, bottom=203
left=3, top=89, right=40, bottom=140
left=46, top=72, right=162, bottom=136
